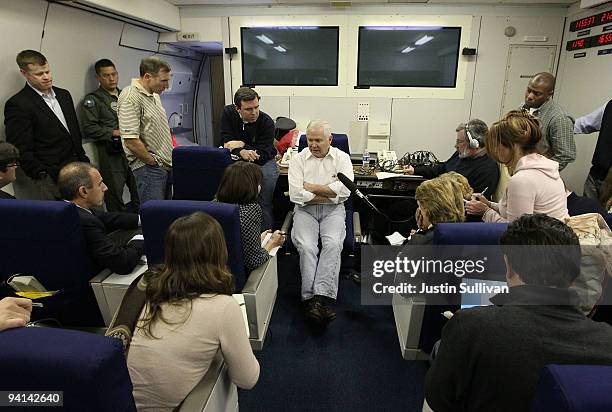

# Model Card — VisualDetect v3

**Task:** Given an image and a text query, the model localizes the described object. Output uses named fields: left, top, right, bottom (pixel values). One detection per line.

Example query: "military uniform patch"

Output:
left=110, top=101, right=118, bottom=111
left=83, top=97, right=95, bottom=108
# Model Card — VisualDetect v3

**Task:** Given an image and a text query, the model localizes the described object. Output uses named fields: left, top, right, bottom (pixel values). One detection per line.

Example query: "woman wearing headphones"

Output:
left=465, top=110, right=568, bottom=222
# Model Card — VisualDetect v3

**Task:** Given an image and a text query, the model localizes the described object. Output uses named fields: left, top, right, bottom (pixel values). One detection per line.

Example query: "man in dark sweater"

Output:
left=404, top=119, right=499, bottom=199
left=220, top=87, right=278, bottom=230
left=425, top=214, right=612, bottom=412
left=58, top=162, right=144, bottom=275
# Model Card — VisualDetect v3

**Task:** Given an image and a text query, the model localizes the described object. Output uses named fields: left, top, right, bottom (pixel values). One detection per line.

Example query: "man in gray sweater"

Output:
left=425, top=214, right=612, bottom=412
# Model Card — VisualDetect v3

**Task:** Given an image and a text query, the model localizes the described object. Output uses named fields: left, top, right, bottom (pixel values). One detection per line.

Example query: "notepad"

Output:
left=261, top=233, right=281, bottom=256
left=386, top=231, right=407, bottom=246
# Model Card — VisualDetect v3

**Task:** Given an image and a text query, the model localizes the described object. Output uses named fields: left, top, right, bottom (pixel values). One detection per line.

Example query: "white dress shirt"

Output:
left=288, top=146, right=354, bottom=206
left=574, top=102, right=609, bottom=134
left=28, top=82, right=69, bottom=133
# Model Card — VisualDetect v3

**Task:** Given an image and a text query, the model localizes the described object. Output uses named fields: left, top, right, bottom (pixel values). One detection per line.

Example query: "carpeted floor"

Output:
left=239, top=254, right=428, bottom=412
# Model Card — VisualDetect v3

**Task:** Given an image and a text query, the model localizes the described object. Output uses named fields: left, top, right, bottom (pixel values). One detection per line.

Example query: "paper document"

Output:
left=375, top=172, right=423, bottom=180
left=261, top=233, right=281, bottom=256
left=386, top=231, right=407, bottom=246
left=232, top=294, right=250, bottom=337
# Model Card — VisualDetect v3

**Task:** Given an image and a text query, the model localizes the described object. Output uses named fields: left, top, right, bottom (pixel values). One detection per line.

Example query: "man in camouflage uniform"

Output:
left=81, top=59, right=139, bottom=212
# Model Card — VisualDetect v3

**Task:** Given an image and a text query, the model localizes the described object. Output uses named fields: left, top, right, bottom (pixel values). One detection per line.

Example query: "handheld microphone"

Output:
left=337, top=172, right=381, bottom=213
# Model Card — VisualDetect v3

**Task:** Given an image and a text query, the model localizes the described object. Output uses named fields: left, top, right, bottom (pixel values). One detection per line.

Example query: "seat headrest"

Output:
left=0, top=200, right=80, bottom=240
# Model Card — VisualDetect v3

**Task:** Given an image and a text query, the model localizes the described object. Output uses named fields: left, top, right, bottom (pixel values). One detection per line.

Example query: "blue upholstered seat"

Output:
left=0, top=200, right=103, bottom=326
left=172, top=146, right=233, bottom=201
left=140, top=200, right=247, bottom=289
left=298, top=133, right=350, bottom=155
left=531, top=364, right=612, bottom=412
left=433, top=222, right=509, bottom=281
left=0, top=327, right=135, bottom=412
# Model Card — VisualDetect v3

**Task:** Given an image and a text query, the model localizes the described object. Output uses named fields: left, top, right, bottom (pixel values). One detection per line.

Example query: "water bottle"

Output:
left=362, top=149, right=370, bottom=168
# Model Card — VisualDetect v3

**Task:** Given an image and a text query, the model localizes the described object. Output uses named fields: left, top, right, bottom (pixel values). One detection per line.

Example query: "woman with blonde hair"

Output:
left=126, top=212, right=259, bottom=411
left=439, top=171, right=474, bottom=201
left=466, top=110, right=568, bottom=222
left=406, top=177, right=466, bottom=245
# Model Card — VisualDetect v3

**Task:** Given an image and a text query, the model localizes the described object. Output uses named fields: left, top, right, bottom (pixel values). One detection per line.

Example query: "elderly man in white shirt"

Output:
left=288, top=120, right=354, bottom=326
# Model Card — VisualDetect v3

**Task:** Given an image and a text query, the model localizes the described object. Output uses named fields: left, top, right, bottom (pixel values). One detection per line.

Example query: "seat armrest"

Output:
left=353, top=211, right=362, bottom=243
left=242, top=258, right=273, bottom=294
left=242, top=256, right=278, bottom=346
left=89, top=268, right=113, bottom=326
left=178, top=350, right=225, bottom=411
left=90, top=268, right=112, bottom=284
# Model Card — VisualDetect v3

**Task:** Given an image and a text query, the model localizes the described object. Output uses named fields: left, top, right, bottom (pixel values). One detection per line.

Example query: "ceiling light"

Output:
left=274, top=45, right=286, bottom=52
left=256, top=34, right=274, bottom=44
left=415, top=35, right=434, bottom=46
left=401, top=46, right=415, bottom=53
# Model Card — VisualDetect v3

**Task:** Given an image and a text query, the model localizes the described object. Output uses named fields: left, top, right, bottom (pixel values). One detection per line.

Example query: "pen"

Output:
left=480, top=187, right=489, bottom=196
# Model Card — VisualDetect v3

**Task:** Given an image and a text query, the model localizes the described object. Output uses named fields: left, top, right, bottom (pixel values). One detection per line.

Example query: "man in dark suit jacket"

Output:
left=58, top=162, right=144, bottom=275
left=4, top=50, right=89, bottom=200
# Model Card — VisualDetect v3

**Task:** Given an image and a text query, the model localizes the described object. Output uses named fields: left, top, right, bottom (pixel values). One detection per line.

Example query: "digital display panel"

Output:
left=566, top=31, right=612, bottom=51
left=596, top=32, right=612, bottom=47
left=240, top=26, right=339, bottom=86
left=357, top=26, right=462, bottom=88
left=566, top=37, right=592, bottom=51
left=570, top=10, right=612, bottom=32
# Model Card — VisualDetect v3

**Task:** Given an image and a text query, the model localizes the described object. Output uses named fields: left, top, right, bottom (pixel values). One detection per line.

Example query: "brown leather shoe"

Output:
left=320, top=305, right=336, bottom=323
left=304, top=299, right=326, bottom=324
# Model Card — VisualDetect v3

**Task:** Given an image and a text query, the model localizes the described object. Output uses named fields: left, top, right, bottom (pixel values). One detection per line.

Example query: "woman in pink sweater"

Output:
left=466, top=111, right=568, bottom=222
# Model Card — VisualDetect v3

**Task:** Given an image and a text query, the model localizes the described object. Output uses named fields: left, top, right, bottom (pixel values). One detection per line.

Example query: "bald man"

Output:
left=521, top=72, right=575, bottom=170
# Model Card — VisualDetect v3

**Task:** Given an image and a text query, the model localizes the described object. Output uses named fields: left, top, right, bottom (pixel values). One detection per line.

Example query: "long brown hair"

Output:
left=486, top=110, right=541, bottom=167
left=139, top=212, right=234, bottom=338
left=216, top=161, right=262, bottom=204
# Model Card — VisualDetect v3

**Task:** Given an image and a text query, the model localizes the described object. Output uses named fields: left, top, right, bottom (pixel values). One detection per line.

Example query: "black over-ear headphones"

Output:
left=465, top=123, right=479, bottom=149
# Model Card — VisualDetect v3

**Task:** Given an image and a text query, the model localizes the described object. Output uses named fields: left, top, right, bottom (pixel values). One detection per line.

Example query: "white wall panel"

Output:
left=390, top=98, right=469, bottom=159
left=471, top=15, right=565, bottom=127
left=289, top=96, right=392, bottom=136
left=42, top=3, right=151, bottom=106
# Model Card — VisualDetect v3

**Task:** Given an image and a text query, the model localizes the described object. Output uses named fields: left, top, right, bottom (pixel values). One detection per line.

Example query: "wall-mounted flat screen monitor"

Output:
left=358, top=26, right=462, bottom=88
left=241, top=26, right=339, bottom=86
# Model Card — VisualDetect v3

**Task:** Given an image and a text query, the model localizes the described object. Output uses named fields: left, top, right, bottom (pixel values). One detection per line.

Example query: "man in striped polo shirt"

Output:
left=118, top=57, right=173, bottom=204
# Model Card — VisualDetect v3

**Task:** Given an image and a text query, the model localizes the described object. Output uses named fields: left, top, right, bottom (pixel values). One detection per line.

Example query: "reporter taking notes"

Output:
left=126, top=212, right=259, bottom=410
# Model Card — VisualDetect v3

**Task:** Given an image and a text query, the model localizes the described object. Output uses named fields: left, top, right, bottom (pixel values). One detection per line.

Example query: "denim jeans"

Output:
left=132, top=165, right=172, bottom=205
left=291, top=203, right=346, bottom=301
left=258, top=159, right=280, bottom=231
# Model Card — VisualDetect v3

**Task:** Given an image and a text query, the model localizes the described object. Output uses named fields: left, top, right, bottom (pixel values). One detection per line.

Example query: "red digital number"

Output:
left=600, top=11, right=612, bottom=24
left=572, top=39, right=585, bottom=49
left=598, top=33, right=612, bottom=45
left=577, top=16, right=596, bottom=29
